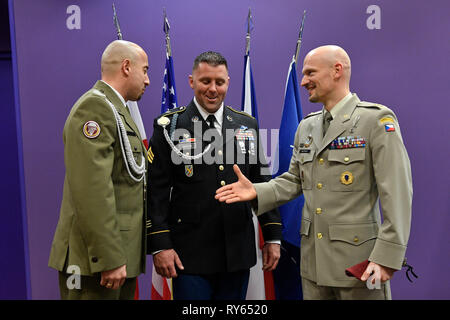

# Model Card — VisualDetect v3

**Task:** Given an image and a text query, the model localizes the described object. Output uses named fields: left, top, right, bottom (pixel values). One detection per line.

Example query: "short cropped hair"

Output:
left=193, top=51, right=228, bottom=71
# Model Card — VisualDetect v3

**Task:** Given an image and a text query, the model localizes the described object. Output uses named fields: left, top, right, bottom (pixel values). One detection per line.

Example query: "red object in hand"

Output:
left=345, top=259, right=370, bottom=280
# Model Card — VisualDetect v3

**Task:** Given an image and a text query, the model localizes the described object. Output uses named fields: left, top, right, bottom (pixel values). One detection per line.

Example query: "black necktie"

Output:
left=206, top=115, right=219, bottom=156
left=206, top=114, right=218, bottom=132
left=323, top=111, right=333, bottom=137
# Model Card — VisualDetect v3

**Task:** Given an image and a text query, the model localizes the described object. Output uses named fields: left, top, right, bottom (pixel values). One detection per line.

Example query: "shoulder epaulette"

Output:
left=356, top=101, right=383, bottom=109
left=304, top=111, right=321, bottom=119
left=161, top=106, right=186, bottom=117
left=91, top=89, right=106, bottom=98
left=226, top=106, right=255, bottom=119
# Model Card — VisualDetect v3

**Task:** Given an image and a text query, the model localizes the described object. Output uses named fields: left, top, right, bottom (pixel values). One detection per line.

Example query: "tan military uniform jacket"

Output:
left=48, top=81, right=147, bottom=278
left=254, top=94, right=412, bottom=287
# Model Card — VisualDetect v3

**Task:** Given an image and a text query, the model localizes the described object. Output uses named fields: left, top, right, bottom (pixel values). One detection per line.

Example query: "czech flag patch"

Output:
left=385, top=124, right=395, bottom=132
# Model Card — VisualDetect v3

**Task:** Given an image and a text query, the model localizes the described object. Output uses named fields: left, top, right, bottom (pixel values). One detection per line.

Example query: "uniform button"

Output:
left=185, top=152, right=190, bottom=156
left=300, top=156, right=304, bottom=162
left=219, top=165, right=224, bottom=171
left=316, top=208, right=322, bottom=214
left=353, top=236, right=359, bottom=243
left=218, top=150, right=223, bottom=156
left=91, top=256, right=98, bottom=263
left=317, top=183, right=323, bottom=189
left=319, top=158, right=324, bottom=164
left=220, top=180, right=226, bottom=186
left=317, top=233, right=323, bottom=239
left=344, top=156, right=350, bottom=162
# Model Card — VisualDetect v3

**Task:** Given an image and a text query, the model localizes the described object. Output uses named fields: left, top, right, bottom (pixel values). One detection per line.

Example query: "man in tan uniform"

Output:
left=48, top=40, right=150, bottom=299
left=216, top=45, right=412, bottom=299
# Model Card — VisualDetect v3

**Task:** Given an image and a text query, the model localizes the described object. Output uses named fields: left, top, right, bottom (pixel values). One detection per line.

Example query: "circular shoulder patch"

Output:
left=83, top=121, right=101, bottom=139
left=157, top=116, right=170, bottom=127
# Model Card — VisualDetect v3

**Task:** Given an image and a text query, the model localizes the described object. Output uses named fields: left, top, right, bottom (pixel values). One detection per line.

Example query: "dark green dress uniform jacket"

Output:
left=48, top=81, right=147, bottom=278
left=254, top=94, right=412, bottom=287
left=146, top=100, right=282, bottom=275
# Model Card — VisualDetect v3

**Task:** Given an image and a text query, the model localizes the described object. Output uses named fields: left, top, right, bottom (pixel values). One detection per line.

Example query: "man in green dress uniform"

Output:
left=48, top=40, right=150, bottom=299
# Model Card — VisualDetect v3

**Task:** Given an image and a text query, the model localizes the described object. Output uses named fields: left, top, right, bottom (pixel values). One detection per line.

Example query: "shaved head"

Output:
left=305, top=45, right=351, bottom=81
left=101, top=40, right=145, bottom=77
left=100, top=40, right=150, bottom=102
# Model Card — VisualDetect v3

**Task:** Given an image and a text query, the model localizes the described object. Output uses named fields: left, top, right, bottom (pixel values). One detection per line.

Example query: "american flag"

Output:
left=160, top=54, right=178, bottom=114
left=151, top=10, right=178, bottom=301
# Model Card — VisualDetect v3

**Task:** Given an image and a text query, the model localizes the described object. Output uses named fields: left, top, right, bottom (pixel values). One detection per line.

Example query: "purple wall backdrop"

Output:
left=8, top=0, right=450, bottom=299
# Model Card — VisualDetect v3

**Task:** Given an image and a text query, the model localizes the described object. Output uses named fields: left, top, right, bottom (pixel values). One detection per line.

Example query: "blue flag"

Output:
left=161, top=54, right=178, bottom=114
left=274, top=58, right=304, bottom=246
left=272, top=58, right=304, bottom=300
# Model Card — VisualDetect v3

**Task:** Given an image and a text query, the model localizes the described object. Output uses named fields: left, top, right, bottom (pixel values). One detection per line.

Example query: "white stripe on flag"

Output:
left=127, top=101, right=147, bottom=140
left=246, top=214, right=266, bottom=300
left=243, top=56, right=252, bottom=115
left=243, top=54, right=266, bottom=300
left=151, top=265, right=172, bottom=300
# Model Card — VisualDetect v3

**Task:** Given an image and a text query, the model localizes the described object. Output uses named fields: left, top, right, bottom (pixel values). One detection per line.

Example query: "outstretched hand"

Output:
left=215, top=165, right=257, bottom=203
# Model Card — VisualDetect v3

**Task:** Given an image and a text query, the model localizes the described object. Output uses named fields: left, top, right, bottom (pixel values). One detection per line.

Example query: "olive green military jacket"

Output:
left=48, top=81, right=147, bottom=278
left=254, top=94, right=412, bottom=287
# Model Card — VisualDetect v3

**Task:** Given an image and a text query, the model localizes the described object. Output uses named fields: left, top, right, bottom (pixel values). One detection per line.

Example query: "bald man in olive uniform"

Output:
left=48, top=40, right=150, bottom=299
left=216, top=45, right=412, bottom=300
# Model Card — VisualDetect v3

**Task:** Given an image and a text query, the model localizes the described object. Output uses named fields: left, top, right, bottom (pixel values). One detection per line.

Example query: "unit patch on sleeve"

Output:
left=83, top=121, right=101, bottom=139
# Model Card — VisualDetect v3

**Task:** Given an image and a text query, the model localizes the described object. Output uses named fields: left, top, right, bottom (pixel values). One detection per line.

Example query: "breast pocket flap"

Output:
left=298, top=149, right=315, bottom=164
left=328, top=148, right=365, bottom=164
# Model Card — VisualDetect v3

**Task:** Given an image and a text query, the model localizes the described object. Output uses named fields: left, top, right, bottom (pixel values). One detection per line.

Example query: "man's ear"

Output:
left=188, top=75, right=194, bottom=89
left=334, top=62, right=343, bottom=79
left=122, top=59, right=131, bottom=76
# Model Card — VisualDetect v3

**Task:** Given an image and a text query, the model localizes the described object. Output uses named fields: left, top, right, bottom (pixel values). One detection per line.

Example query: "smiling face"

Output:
left=300, top=52, right=336, bottom=104
left=300, top=46, right=352, bottom=108
left=189, top=62, right=229, bottom=113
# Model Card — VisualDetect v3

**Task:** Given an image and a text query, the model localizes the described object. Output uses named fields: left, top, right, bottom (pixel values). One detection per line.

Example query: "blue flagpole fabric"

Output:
left=274, top=58, right=304, bottom=247
left=272, top=58, right=304, bottom=300
left=161, top=54, right=178, bottom=114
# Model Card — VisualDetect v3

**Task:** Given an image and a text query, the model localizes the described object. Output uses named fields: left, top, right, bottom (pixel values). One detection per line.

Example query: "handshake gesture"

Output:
left=215, top=165, right=257, bottom=203
left=215, top=164, right=396, bottom=286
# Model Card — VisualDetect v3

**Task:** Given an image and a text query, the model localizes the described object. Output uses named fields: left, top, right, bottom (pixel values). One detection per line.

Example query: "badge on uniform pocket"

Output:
left=340, top=171, right=354, bottom=185
left=185, top=165, right=193, bottom=177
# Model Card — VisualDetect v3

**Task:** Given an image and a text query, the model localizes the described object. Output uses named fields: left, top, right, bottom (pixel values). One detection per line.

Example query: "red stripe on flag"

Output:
left=134, top=278, right=139, bottom=300
left=151, top=279, right=172, bottom=300
left=151, top=285, right=163, bottom=300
